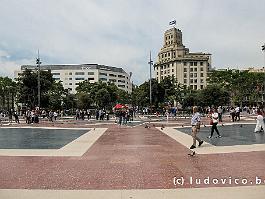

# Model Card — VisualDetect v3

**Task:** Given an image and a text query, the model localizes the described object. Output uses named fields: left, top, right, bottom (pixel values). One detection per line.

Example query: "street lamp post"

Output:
left=261, top=43, right=265, bottom=104
left=36, top=50, right=41, bottom=108
left=148, top=51, right=153, bottom=109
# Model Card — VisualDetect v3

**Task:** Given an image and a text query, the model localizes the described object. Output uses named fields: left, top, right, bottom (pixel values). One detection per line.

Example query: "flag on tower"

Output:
left=262, top=44, right=265, bottom=51
left=169, top=20, right=176, bottom=25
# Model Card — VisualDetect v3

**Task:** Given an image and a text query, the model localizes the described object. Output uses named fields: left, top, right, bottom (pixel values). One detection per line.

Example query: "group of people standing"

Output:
left=115, top=109, right=134, bottom=125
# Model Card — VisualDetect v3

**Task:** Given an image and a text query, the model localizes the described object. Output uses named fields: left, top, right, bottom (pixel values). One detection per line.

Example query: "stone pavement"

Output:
left=0, top=115, right=264, bottom=198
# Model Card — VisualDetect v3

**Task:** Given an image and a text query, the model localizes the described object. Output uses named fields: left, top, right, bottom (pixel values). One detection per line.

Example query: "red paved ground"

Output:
left=0, top=124, right=264, bottom=190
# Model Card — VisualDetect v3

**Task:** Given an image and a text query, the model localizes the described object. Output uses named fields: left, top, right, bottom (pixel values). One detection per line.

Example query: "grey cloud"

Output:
left=0, top=0, right=264, bottom=84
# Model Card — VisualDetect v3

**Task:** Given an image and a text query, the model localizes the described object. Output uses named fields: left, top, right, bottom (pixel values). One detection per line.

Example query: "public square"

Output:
left=0, top=113, right=264, bottom=199
left=1, top=1, right=265, bottom=198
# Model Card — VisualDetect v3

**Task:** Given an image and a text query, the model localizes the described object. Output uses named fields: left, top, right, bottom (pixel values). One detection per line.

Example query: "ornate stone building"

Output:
left=154, top=27, right=212, bottom=90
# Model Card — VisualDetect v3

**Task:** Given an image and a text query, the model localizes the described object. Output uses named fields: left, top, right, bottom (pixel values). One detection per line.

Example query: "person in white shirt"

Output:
left=235, top=106, right=241, bottom=121
left=254, top=109, right=265, bottom=133
left=190, top=106, right=203, bottom=149
left=208, top=108, right=222, bottom=138
left=217, top=106, right=223, bottom=122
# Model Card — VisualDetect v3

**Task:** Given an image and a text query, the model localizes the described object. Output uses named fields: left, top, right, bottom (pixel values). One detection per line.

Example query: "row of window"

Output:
left=165, top=35, right=173, bottom=40
left=184, top=67, right=204, bottom=72
left=165, top=41, right=174, bottom=45
left=183, top=79, right=204, bottom=84
left=183, top=73, right=204, bottom=78
left=161, top=51, right=176, bottom=58
left=184, top=62, right=204, bottom=66
left=157, top=69, right=204, bottom=75
left=52, top=72, right=95, bottom=76
left=65, top=83, right=129, bottom=89
left=54, top=77, right=128, bottom=83
left=190, top=85, right=204, bottom=90
left=52, top=72, right=127, bottom=78
left=156, top=63, right=205, bottom=70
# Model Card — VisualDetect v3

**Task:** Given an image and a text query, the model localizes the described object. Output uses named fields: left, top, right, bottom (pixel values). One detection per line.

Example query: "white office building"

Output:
left=15, top=64, right=133, bottom=93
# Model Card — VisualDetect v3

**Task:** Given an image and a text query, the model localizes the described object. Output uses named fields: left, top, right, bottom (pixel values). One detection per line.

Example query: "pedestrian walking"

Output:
left=230, top=107, right=236, bottom=122
left=13, top=111, right=20, bottom=124
left=235, top=106, right=241, bottom=121
left=254, top=109, right=265, bottom=133
left=208, top=108, right=222, bottom=138
left=190, top=106, right=203, bottom=149
left=217, top=106, right=223, bottom=122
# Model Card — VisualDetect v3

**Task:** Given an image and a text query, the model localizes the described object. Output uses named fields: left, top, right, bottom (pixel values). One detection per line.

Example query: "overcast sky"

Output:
left=0, top=0, right=264, bottom=84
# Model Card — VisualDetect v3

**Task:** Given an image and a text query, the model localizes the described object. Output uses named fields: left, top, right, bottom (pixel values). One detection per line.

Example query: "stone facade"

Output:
left=154, top=27, right=211, bottom=90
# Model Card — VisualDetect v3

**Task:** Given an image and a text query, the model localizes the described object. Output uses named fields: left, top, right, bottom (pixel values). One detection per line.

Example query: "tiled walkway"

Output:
left=0, top=118, right=265, bottom=198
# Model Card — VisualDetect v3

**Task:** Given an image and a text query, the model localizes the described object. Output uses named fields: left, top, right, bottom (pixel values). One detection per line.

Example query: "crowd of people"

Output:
left=189, top=105, right=265, bottom=151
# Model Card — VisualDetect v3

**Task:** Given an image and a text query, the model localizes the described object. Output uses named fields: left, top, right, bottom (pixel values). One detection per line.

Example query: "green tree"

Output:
left=16, top=69, right=54, bottom=108
left=95, top=88, right=111, bottom=108
left=198, top=84, right=230, bottom=107
left=47, top=81, right=65, bottom=110
left=0, top=77, right=17, bottom=110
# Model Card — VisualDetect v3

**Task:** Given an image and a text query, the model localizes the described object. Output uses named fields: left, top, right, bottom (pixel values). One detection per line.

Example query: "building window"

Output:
left=184, top=68, right=187, bottom=72
left=184, top=74, right=187, bottom=78
left=69, top=72, right=72, bottom=75
left=109, top=79, right=116, bottom=82
left=194, top=79, right=197, bottom=83
left=75, top=77, right=85, bottom=80
left=118, top=75, right=125, bottom=78
left=68, top=88, right=72, bottom=91
left=190, top=79, right=193, bottom=83
left=201, top=79, right=204, bottom=83
left=194, top=68, right=197, bottom=72
left=194, top=85, right=197, bottom=90
left=118, top=85, right=125, bottom=88
left=99, top=73, right=107, bottom=76
left=99, top=78, right=107, bottom=81
left=184, top=62, right=187, bottom=66
left=201, top=85, right=204, bottom=89
left=69, top=78, right=72, bottom=80
left=194, top=73, right=197, bottom=78
left=201, top=73, right=204, bottom=77
left=201, top=67, right=204, bottom=71
left=53, top=78, right=60, bottom=80
left=172, top=69, right=174, bottom=72
left=88, top=72, right=94, bottom=75
left=200, top=62, right=204, bottom=66
left=52, top=73, right=60, bottom=76
left=190, top=68, right=193, bottom=72
left=184, top=79, right=187, bottom=83
left=157, top=72, right=159, bottom=75
left=118, top=80, right=125, bottom=83
left=69, top=83, right=72, bottom=85
left=88, top=78, right=94, bottom=81
left=190, top=62, right=193, bottom=66
left=194, top=62, right=197, bottom=66
left=190, top=73, right=193, bottom=78
left=75, top=72, right=85, bottom=75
